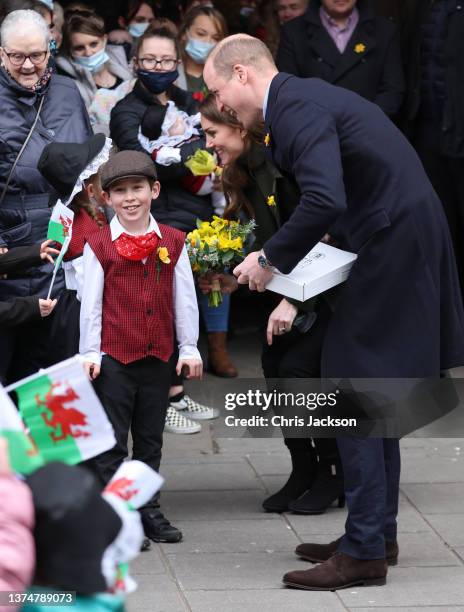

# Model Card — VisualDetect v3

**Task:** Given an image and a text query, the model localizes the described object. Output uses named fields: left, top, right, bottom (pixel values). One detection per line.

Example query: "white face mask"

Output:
left=73, top=47, right=109, bottom=73
left=128, top=22, right=150, bottom=38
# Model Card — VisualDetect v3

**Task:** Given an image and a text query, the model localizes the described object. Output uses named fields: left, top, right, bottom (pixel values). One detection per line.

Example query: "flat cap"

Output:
left=100, top=150, right=157, bottom=190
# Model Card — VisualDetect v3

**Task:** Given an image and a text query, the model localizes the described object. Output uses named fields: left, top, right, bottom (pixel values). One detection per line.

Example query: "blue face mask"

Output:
left=73, top=47, right=110, bottom=73
left=137, top=68, right=179, bottom=94
left=185, top=37, right=215, bottom=65
left=128, top=22, right=150, bottom=38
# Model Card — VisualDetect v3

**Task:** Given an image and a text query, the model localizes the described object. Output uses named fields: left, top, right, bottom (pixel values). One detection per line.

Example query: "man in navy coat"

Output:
left=204, top=34, right=464, bottom=590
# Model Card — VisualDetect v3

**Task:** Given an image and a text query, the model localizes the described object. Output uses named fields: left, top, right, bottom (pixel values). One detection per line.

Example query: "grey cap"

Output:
left=100, top=150, right=157, bottom=190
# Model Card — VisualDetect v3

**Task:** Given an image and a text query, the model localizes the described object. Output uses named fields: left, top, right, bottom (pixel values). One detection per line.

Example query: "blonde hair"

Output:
left=211, top=34, right=275, bottom=80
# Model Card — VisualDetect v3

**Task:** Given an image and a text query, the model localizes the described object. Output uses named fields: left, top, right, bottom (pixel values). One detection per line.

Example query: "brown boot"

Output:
left=207, top=332, right=238, bottom=378
left=295, top=537, right=399, bottom=566
left=283, top=552, right=387, bottom=591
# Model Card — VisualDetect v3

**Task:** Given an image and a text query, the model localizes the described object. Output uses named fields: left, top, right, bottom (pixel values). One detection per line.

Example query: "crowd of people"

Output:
left=1, top=0, right=464, bottom=605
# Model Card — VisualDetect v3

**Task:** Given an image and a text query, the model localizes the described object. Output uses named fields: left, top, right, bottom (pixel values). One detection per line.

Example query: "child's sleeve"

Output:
left=173, top=245, right=202, bottom=361
left=79, top=243, right=104, bottom=365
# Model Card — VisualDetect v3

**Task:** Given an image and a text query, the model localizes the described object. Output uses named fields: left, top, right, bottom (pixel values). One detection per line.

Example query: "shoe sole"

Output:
left=179, top=412, right=220, bottom=421
left=147, top=534, right=183, bottom=543
left=164, top=426, right=202, bottom=434
left=297, top=553, right=398, bottom=567
left=283, top=577, right=386, bottom=590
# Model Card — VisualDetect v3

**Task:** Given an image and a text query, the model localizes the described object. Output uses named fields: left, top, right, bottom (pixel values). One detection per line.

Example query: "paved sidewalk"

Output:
left=127, top=333, right=464, bottom=612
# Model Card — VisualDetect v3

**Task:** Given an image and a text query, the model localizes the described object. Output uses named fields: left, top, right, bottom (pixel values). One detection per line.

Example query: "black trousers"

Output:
left=413, top=119, right=464, bottom=296
left=91, top=354, right=171, bottom=487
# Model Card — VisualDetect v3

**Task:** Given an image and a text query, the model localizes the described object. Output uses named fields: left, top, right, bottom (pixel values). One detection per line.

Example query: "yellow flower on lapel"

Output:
left=264, top=132, right=271, bottom=147
left=354, top=43, right=366, bottom=54
left=267, top=194, right=276, bottom=207
left=157, top=246, right=171, bottom=264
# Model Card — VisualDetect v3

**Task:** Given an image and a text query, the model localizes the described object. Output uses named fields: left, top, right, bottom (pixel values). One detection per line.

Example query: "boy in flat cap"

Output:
left=80, top=150, right=202, bottom=544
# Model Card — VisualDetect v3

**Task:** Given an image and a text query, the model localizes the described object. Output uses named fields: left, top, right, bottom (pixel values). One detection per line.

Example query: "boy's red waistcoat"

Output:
left=87, top=223, right=185, bottom=364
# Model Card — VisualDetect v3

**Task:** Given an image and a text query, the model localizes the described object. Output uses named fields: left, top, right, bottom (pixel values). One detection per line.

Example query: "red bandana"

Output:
left=114, top=231, right=159, bottom=261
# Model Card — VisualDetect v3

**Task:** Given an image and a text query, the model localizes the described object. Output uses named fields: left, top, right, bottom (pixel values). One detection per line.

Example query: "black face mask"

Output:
left=137, top=68, right=179, bottom=94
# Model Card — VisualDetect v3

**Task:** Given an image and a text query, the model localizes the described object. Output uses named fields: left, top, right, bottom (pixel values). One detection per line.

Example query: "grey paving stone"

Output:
left=163, top=425, right=214, bottom=457
left=337, top=566, right=464, bottom=607
left=401, top=483, right=464, bottom=514
left=166, top=551, right=309, bottom=591
left=349, top=608, right=464, bottom=612
left=455, top=547, right=464, bottom=561
left=246, top=452, right=292, bottom=475
left=159, top=518, right=299, bottom=554
left=215, top=437, right=287, bottom=454
left=393, top=532, right=460, bottom=567
left=126, top=573, right=188, bottom=612
left=130, top=546, right=167, bottom=575
left=400, top=451, right=464, bottom=483
left=424, top=513, right=464, bottom=547
left=184, top=588, right=346, bottom=612
left=160, top=461, right=263, bottom=492
left=285, top=507, right=348, bottom=537
left=160, top=490, right=278, bottom=521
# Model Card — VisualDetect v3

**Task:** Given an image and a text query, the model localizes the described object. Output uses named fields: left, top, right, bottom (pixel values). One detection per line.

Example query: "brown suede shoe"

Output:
left=296, top=537, right=399, bottom=566
left=283, top=552, right=387, bottom=591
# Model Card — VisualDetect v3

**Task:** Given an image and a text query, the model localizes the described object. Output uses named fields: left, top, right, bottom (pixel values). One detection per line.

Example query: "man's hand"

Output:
left=176, top=359, right=203, bottom=379
left=40, top=239, right=61, bottom=264
left=39, top=298, right=57, bottom=317
left=233, top=251, right=273, bottom=292
left=266, top=298, right=298, bottom=345
left=84, top=361, right=101, bottom=381
left=198, top=272, right=238, bottom=295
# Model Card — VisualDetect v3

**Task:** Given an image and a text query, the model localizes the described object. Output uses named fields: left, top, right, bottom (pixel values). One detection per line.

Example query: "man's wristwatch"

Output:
left=258, top=251, right=274, bottom=269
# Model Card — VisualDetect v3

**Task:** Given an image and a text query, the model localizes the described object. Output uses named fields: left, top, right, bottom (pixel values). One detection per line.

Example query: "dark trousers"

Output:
left=337, top=438, right=401, bottom=559
left=413, top=119, right=464, bottom=295
left=91, top=354, right=171, bottom=487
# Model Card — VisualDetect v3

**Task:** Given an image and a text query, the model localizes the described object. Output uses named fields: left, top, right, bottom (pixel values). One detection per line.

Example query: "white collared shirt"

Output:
left=79, top=214, right=201, bottom=365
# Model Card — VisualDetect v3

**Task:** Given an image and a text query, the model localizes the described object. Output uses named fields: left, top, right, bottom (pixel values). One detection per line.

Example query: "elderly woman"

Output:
left=0, top=9, right=92, bottom=383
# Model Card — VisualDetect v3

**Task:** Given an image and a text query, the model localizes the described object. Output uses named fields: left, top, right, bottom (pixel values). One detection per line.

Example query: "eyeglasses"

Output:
left=3, top=50, right=48, bottom=66
left=138, top=57, right=178, bottom=71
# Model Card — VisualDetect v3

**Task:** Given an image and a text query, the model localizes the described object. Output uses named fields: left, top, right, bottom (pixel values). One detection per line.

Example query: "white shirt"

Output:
left=62, top=256, right=84, bottom=301
left=263, top=80, right=272, bottom=121
left=79, top=214, right=201, bottom=366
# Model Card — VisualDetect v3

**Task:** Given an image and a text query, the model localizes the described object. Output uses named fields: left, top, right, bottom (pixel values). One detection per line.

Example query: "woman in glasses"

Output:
left=0, top=9, right=92, bottom=383
left=56, top=9, right=133, bottom=121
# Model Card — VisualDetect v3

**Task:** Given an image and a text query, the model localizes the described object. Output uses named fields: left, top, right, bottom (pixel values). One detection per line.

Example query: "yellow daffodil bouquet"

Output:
left=186, top=216, right=256, bottom=307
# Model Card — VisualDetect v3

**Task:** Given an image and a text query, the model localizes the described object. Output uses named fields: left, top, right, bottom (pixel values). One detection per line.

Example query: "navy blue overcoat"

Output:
left=263, top=74, right=464, bottom=377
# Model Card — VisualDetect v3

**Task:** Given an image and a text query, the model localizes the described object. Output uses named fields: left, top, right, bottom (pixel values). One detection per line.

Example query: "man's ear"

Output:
left=151, top=181, right=161, bottom=199
left=233, top=64, right=248, bottom=85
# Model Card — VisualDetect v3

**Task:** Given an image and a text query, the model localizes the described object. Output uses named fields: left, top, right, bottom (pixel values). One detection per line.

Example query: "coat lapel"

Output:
left=304, top=12, right=341, bottom=68
left=331, top=18, right=377, bottom=83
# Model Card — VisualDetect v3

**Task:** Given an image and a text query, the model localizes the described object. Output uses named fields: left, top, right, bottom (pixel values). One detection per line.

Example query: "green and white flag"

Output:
left=7, top=357, right=115, bottom=465
left=0, top=384, right=43, bottom=474
left=46, top=202, right=74, bottom=299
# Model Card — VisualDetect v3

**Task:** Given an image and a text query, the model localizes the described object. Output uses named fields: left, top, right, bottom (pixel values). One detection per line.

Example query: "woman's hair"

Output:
left=199, top=94, right=263, bottom=220
left=122, top=0, right=156, bottom=23
left=0, top=8, right=50, bottom=46
left=135, top=25, right=181, bottom=60
left=178, top=5, right=228, bottom=49
left=61, top=9, right=106, bottom=56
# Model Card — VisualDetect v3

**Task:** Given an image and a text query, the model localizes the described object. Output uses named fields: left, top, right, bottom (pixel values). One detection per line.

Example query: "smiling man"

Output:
left=203, top=34, right=464, bottom=591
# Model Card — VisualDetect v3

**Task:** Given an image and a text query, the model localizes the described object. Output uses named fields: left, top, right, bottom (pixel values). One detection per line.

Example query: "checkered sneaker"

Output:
left=170, top=394, right=220, bottom=421
left=164, top=406, right=201, bottom=434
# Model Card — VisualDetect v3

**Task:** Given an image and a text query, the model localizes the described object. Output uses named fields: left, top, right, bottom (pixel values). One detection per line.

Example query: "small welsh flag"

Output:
left=0, top=384, right=43, bottom=474
left=7, top=357, right=116, bottom=465
left=104, top=460, right=164, bottom=509
left=46, top=202, right=74, bottom=298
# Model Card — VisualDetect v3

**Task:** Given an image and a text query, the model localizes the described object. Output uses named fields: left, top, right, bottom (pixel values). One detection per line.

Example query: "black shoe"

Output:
left=262, top=470, right=316, bottom=513
left=140, top=537, right=151, bottom=552
left=288, top=472, right=344, bottom=515
left=142, top=508, right=183, bottom=543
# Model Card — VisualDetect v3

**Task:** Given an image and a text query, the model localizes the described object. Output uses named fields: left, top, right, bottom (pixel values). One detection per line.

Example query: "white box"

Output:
left=266, top=242, right=357, bottom=301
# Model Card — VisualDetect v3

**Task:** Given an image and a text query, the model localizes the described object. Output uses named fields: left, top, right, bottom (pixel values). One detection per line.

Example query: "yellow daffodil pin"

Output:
left=354, top=43, right=366, bottom=54
left=267, top=195, right=276, bottom=207
left=158, top=247, right=170, bottom=264
left=264, top=132, right=271, bottom=147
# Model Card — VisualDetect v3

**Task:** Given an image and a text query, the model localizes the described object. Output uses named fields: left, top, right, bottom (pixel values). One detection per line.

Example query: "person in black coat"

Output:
left=276, top=0, right=405, bottom=116
left=0, top=241, right=57, bottom=331
left=400, top=0, right=464, bottom=297
left=204, top=34, right=464, bottom=590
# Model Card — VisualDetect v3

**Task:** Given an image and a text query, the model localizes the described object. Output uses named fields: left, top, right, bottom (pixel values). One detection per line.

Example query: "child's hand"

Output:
left=176, top=359, right=203, bottom=379
left=84, top=362, right=101, bottom=381
left=198, top=272, right=238, bottom=295
left=40, top=239, right=61, bottom=264
left=0, top=438, right=11, bottom=475
left=39, top=298, right=57, bottom=317
left=168, top=115, right=186, bottom=136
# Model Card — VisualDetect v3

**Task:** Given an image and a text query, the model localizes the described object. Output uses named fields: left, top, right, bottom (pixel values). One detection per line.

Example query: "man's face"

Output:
left=203, top=61, right=261, bottom=129
left=276, top=0, right=308, bottom=24
left=321, top=0, right=357, bottom=19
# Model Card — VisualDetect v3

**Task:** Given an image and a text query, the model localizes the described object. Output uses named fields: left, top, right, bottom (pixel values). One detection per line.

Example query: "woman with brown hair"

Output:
left=199, top=94, right=344, bottom=515
left=56, top=9, right=133, bottom=116
left=177, top=5, right=228, bottom=95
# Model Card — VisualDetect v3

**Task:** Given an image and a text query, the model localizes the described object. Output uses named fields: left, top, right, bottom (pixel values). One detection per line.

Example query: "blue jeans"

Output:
left=198, top=291, right=230, bottom=332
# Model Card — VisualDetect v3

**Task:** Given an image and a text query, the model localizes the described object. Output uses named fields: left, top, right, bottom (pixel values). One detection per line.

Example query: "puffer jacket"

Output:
left=0, top=67, right=92, bottom=298
left=55, top=45, right=133, bottom=111
left=110, top=80, right=213, bottom=232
